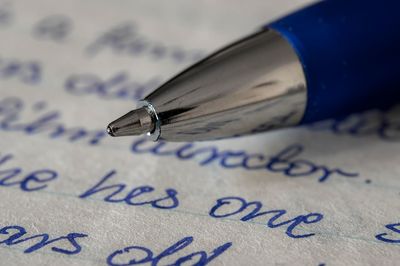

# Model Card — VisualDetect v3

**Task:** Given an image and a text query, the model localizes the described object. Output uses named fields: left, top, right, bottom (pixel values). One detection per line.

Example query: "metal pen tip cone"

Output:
left=107, top=125, right=116, bottom=136
left=106, top=107, right=154, bottom=137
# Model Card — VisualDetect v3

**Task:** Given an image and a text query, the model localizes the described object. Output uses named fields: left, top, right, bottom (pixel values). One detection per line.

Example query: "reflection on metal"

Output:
left=146, top=29, right=307, bottom=141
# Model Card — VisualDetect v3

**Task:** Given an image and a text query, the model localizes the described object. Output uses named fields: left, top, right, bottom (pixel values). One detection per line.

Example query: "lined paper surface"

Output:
left=1, top=0, right=400, bottom=265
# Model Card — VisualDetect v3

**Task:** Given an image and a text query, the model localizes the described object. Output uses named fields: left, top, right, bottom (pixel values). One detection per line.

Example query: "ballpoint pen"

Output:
left=107, top=0, right=400, bottom=142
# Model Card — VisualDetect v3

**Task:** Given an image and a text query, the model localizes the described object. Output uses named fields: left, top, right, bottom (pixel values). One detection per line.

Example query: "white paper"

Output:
left=0, top=0, right=399, bottom=265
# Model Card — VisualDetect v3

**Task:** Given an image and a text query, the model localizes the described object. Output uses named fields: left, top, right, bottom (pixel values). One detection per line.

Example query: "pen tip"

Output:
left=106, top=107, right=154, bottom=137
left=107, top=125, right=115, bottom=137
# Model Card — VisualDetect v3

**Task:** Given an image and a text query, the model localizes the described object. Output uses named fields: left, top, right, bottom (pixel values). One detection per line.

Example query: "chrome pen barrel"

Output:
left=145, top=29, right=307, bottom=141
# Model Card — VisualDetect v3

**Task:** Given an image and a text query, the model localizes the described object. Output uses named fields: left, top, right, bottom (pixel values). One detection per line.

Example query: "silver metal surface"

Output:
left=107, top=28, right=307, bottom=141
left=145, top=28, right=307, bottom=141
left=138, top=100, right=161, bottom=141
left=107, top=107, right=154, bottom=137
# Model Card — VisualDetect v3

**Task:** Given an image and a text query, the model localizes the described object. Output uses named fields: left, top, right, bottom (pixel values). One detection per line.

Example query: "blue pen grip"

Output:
left=269, top=0, right=400, bottom=123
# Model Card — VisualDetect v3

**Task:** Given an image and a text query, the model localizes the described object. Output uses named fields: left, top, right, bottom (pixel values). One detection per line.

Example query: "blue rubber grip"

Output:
left=269, top=0, right=400, bottom=124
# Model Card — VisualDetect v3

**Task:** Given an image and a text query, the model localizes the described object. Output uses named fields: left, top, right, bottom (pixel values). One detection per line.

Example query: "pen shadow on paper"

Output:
left=139, top=104, right=400, bottom=191
left=230, top=103, right=400, bottom=185
left=292, top=103, right=400, bottom=152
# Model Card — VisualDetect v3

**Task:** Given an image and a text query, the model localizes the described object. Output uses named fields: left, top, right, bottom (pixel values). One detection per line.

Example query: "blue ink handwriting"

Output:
left=375, top=222, right=400, bottom=244
left=0, top=224, right=87, bottom=255
left=86, top=22, right=204, bottom=63
left=0, top=153, right=57, bottom=192
left=65, top=71, right=161, bottom=102
left=131, top=138, right=358, bottom=183
left=308, top=105, right=400, bottom=141
left=0, top=96, right=358, bottom=183
left=0, top=56, right=41, bottom=84
left=33, top=14, right=73, bottom=42
left=107, top=236, right=232, bottom=266
left=0, top=97, right=106, bottom=145
left=79, top=170, right=179, bottom=209
left=0, top=2, right=12, bottom=26
left=209, top=196, right=323, bottom=238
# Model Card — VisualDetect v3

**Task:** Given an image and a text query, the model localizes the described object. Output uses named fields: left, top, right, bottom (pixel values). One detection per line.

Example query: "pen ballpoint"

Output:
left=107, top=0, right=400, bottom=142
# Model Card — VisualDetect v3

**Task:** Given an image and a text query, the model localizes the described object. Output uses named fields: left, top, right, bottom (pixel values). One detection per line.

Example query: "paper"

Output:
left=0, top=0, right=399, bottom=265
